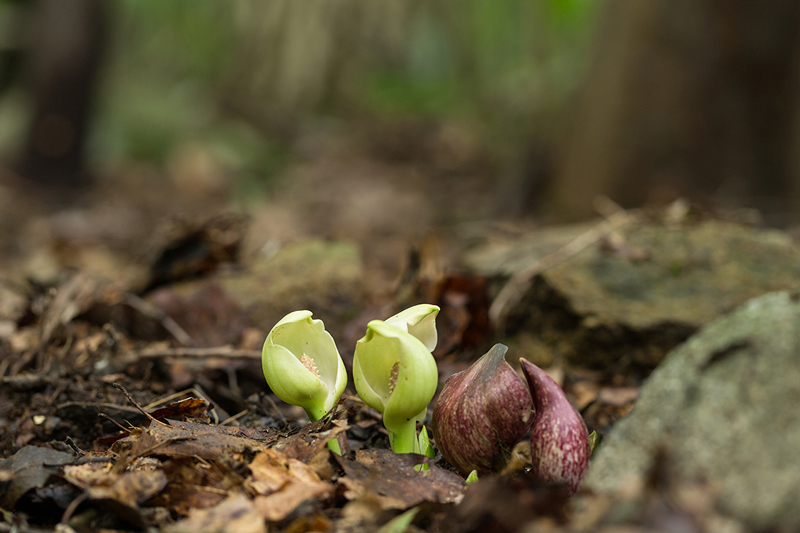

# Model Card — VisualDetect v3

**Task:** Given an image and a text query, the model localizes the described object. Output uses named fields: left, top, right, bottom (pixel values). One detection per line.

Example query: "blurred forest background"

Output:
left=1, top=0, right=800, bottom=286
left=5, top=3, right=800, bottom=531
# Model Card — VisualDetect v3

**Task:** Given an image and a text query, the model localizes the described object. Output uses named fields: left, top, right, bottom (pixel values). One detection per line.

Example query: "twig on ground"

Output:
left=98, top=412, right=133, bottom=433
left=0, top=372, right=55, bottom=390
left=112, top=382, right=169, bottom=427
left=137, top=345, right=261, bottom=359
left=65, top=436, right=84, bottom=454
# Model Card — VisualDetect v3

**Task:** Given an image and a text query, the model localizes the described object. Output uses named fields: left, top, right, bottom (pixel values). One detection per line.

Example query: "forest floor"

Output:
left=0, top=122, right=791, bottom=532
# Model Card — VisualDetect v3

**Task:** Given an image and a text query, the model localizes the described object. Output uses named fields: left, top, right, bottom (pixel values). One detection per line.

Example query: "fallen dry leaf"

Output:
left=126, top=420, right=273, bottom=460
left=164, top=493, right=266, bottom=533
left=0, top=445, right=76, bottom=509
left=272, top=406, right=352, bottom=463
left=63, top=462, right=167, bottom=507
left=337, top=495, right=386, bottom=531
left=149, top=398, right=211, bottom=423
left=147, top=456, right=243, bottom=516
left=336, top=449, right=465, bottom=510
left=248, top=448, right=332, bottom=522
left=449, top=474, right=570, bottom=531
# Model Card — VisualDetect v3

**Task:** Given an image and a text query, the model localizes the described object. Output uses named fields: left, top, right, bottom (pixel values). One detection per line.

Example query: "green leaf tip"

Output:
left=418, top=425, right=435, bottom=459
left=588, top=430, right=601, bottom=456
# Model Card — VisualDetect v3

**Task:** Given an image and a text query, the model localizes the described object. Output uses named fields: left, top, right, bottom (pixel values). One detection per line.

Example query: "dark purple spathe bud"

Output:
left=432, top=344, right=533, bottom=475
left=520, top=358, right=590, bottom=494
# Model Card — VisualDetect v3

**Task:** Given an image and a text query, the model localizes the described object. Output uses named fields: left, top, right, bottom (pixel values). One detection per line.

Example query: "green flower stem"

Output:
left=305, top=406, right=327, bottom=423
left=326, top=438, right=342, bottom=455
left=388, top=419, right=419, bottom=454
left=306, top=408, right=342, bottom=455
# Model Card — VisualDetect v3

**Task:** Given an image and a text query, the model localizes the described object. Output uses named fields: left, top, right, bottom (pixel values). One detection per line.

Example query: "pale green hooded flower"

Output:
left=353, top=304, right=440, bottom=454
left=384, top=304, right=439, bottom=352
left=262, top=310, right=347, bottom=423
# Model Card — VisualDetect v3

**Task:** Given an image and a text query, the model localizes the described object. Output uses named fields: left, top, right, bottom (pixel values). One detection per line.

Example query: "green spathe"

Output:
left=384, top=303, right=439, bottom=352
left=262, top=310, right=347, bottom=422
left=353, top=318, right=439, bottom=454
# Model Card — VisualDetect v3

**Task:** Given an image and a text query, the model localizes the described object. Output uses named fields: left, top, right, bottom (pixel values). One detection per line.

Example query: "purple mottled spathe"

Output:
left=432, top=344, right=533, bottom=475
left=520, top=358, right=590, bottom=494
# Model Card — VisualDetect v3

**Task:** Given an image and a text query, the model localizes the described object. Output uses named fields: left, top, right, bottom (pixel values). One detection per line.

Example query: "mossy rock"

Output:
left=585, top=290, right=800, bottom=527
left=466, top=219, right=800, bottom=372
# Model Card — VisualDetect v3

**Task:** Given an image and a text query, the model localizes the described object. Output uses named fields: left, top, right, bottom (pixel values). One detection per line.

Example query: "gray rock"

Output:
left=466, top=219, right=800, bottom=370
left=584, top=290, right=800, bottom=526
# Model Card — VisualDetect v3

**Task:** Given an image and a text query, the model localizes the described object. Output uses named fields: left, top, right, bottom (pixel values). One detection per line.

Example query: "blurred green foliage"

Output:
left=96, top=0, right=235, bottom=164
left=93, top=1, right=291, bottom=204
left=2, top=0, right=596, bottom=198
left=364, top=0, right=595, bottom=129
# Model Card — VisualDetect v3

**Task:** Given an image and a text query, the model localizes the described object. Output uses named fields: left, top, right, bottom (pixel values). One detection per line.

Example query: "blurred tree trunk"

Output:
left=550, top=0, right=800, bottom=222
left=220, top=0, right=408, bottom=141
left=17, top=0, right=106, bottom=193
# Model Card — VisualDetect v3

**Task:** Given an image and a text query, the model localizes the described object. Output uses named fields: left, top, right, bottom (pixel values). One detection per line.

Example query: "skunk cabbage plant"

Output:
left=432, top=343, right=533, bottom=475
left=521, top=358, right=590, bottom=494
left=353, top=305, right=440, bottom=454
left=262, top=310, right=347, bottom=422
